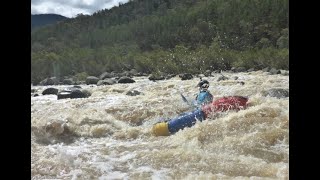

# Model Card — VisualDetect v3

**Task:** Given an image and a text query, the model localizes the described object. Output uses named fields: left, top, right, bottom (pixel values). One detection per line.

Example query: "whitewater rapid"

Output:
left=31, top=71, right=288, bottom=179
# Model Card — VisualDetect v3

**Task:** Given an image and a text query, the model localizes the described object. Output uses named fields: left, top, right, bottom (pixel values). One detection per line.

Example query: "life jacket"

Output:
left=196, top=91, right=213, bottom=105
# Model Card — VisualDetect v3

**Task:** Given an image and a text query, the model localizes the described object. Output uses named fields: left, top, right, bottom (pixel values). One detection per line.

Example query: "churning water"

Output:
left=31, top=71, right=288, bottom=179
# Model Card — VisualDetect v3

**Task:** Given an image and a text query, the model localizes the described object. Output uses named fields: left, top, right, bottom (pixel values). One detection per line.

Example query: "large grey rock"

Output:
left=118, top=76, right=135, bottom=83
left=62, top=78, right=74, bottom=85
left=86, top=76, right=99, bottom=85
left=57, top=88, right=91, bottom=100
left=42, top=88, right=59, bottom=95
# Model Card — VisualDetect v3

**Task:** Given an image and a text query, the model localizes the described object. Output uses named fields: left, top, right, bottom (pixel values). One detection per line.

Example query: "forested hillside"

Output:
left=31, top=0, right=288, bottom=84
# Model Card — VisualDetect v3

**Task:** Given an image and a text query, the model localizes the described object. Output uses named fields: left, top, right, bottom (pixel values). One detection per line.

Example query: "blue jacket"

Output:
left=195, top=90, right=213, bottom=105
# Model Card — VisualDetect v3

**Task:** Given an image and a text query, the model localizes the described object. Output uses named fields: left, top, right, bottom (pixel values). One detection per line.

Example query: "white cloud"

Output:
left=31, top=0, right=130, bottom=18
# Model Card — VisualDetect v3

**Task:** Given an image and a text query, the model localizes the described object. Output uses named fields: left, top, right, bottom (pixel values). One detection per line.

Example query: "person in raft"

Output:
left=194, top=78, right=213, bottom=106
left=158, top=78, right=213, bottom=123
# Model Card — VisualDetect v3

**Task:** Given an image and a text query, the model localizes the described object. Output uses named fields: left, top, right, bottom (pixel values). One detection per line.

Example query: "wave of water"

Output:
left=31, top=71, right=288, bottom=179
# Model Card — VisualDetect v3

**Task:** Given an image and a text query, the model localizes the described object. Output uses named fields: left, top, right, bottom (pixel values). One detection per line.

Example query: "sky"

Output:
left=31, top=0, right=130, bottom=18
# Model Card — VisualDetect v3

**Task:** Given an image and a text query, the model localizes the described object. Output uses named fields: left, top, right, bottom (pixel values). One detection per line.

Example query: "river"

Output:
left=31, top=70, right=289, bottom=179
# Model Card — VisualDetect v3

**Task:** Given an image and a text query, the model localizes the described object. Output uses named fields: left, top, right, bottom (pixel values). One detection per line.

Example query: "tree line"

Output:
left=31, top=0, right=288, bottom=84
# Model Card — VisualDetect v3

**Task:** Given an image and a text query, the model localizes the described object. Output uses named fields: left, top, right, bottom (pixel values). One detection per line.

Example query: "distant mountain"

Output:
left=31, top=14, right=68, bottom=30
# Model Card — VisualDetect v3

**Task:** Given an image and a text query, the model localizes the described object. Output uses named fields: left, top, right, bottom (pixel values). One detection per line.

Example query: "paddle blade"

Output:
left=180, top=93, right=188, bottom=103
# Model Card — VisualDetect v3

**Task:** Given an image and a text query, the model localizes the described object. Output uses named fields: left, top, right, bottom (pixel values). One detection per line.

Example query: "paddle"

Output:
left=180, top=93, right=189, bottom=104
left=180, top=93, right=198, bottom=108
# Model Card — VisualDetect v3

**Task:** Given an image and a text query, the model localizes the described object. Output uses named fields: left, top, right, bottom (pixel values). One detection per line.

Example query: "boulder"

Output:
left=42, top=88, right=59, bottom=95
left=62, top=78, right=74, bottom=85
left=118, top=76, right=135, bottom=83
left=86, top=76, right=99, bottom=85
left=57, top=88, right=91, bottom=100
